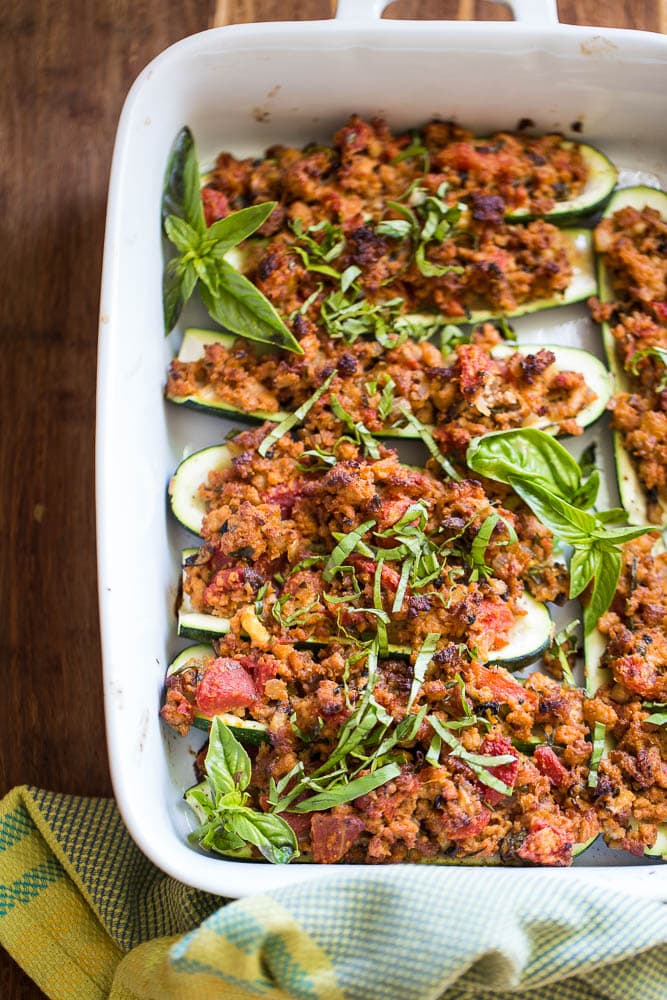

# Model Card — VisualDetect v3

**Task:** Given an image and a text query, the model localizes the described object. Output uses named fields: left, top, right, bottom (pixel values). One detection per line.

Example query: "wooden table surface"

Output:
left=1, top=1, right=664, bottom=995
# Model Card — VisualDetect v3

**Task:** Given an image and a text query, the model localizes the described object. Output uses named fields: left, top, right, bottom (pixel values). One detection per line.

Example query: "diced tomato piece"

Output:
left=348, top=555, right=401, bottom=594
left=265, top=482, right=303, bottom=518
left=238, top=653, right=278, bottom=692
left=651, top=301, right=667, bottom=322
left=310, top=814, right=365, bottom=863
left=202, top=187, right=230, bottom=226
left=477, top=736, right=518, bottom=806
left=517, top=818, right=572, bottom=866
left=195, top=658, right=257, bottom=716
left=440, top=808, right=491, bottom=841
left=534, top=745, right=568, bottom=787
left=204, top=566, right=247, bottom=605
left=457, top=344, right=494, bottom=395
left=474, top=600, right=516, bottom=650
left=470, top=664, right=537, bottom=708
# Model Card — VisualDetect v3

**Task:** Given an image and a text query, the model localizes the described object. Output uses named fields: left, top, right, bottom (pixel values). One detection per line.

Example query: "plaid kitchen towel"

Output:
left=1, top=786, right=666, bottom=1000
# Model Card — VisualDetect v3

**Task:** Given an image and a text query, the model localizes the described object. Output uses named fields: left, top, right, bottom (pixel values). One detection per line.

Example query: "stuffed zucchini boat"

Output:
left=594, top=186, right=667, bottom=526
left=176, top=568, right=553, bottom=673
left=167, top=328, right=610, bottom=444
left=163, top=638, right=602, bottom=866
left=582, top=534, right=667, bottom=860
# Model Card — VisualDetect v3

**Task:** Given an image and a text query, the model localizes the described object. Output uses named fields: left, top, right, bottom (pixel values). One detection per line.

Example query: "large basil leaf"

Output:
left=509, top=478, right=597, bottom=545
left=200, top=263, right=302, bottom=354
left=584, top=547, right=622, bottom=635
left=569, top=545, right=598, bottom=599
left=207, top=203, right=275, bottom=259
left=467, top=428, right=593, bottom=504
left=162, top=126, right=205, bottom=234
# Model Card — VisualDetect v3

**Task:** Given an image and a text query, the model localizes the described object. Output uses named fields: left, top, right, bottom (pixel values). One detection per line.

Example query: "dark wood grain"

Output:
left=0, top=1, right=661, bottom=996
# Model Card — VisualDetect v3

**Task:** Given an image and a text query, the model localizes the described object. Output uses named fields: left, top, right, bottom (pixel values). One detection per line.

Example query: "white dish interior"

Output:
left=98, top=13, right=667, bottom=898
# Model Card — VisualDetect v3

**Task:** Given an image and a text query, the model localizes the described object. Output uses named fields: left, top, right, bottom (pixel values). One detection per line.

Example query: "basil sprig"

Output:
left=185, top=717, right=298, bottom=864
left=466, top=428, right=652, bottom=633
left=162, top=126, right=302, bottom=354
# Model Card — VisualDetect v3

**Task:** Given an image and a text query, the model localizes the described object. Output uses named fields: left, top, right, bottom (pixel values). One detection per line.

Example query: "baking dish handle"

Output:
left=335, top=0, right=559, bottom=25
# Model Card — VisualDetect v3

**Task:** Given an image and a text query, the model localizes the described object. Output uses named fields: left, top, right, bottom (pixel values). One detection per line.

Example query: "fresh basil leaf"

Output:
left=510, top=478, right=597, bottom=545
left=324, top=520, right=376, bottom=581
left=596, top=508, right=629, bottom=524
left=206, top=202, right=275, bottom=258
left=330, top=396, right=381, bottom=459
left=573, top=469, right=601, bottom=510
left=163, top=257, right=188, bottom=333
left=376, top=219, right=413, bottom=239
left=590, top=523, right=655, bottom=544
left=569, top=545, right=597, bottom=600
left=289, top=763, right=401, bottom=812
left=258, top=372, right=335, bottom=457
left=466, top=428, right=588, bottom=504
left=206, top=717, right=252, bottom=798
left=201, top=261, right=303, bottom=354
left=164, top=214, right=201, bottom=254
left=392, top=558, right=412, bottom=614
left=583, top=547, right=621, bottom=635
left=162, top=126, right=206, bottom=233
left=227, top=808, right=299, bottom=864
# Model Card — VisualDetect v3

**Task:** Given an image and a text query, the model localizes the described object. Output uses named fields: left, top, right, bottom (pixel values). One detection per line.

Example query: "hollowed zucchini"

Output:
left=505, top=143, right=617, bottom=223
left=596, top=185, right=667, bottom=526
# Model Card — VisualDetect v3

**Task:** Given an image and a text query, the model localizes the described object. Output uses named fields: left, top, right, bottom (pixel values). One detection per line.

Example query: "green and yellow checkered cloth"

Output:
left=1, top=786, right=666, bottom=1000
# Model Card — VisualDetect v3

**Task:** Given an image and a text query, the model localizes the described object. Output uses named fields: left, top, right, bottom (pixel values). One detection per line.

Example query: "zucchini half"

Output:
left=596, top=186, right=667, bottom=526
left=435, top=228, right=596, bottom=325
left=168, top=444, right=424, bottom=536
left=584, top=624, right=667, bottom=861
left=166, top=644, right=269, bottom=744
left=169, top=444, right=234, bottom=536
left=177, top=552, right=553, bottom=672
left=504, top=143, right=618, bottom=223
left=488, top=343, right=612, bottom=431
left=167, top=330, right=608, bottom=443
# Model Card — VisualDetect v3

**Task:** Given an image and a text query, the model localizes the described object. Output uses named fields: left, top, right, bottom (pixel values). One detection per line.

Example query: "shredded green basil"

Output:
left=258, top=372, right=335, bottom=456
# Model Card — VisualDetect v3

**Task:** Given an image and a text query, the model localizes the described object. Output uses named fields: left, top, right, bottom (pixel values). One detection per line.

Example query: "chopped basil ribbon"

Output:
left=323, top=520, right=376, bottom=582
left=427, top=715, right=514, bottom=797
left=185, top=718, right=298, bottom=864
left=258, top=372, right=335, bottom=457
left=287, top=764, right=402, bottom=812
left=407, top=633, right=440, bottom=710
left=628, top=346, right=667, bottom=390
left=398, top=404, right=461, bottom=481
left=162, top=127, right=302, bottom=353
left=330, top=396, right=381, bottom=459
left=549, top=621, right=579, bottom=688
left=587, top=722, right=607, bottom=788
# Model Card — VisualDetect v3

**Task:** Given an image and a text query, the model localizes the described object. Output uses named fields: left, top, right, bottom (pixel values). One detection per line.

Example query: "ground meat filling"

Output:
left=163, top=636, right=599, bottom=865
left=178, top=428, right=566, bottom=656
left=166, top=323, right=595, bottom=446
left=592, top=205, right=667, bottom=520
left=203, top=116, right=587, bottom=230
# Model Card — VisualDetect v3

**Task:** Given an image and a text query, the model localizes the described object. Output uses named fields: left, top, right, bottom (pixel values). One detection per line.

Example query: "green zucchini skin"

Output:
left=504, top=143, right=618, bottom=223
left=596, top=186, right=667, bottom=527
left=167, top=335, right=608, bottom=457
left=177, top=558, right=552, bottom=673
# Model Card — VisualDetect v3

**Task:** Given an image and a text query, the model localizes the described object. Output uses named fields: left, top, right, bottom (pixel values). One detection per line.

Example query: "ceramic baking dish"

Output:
left=97, top=0, right=667, bottom=898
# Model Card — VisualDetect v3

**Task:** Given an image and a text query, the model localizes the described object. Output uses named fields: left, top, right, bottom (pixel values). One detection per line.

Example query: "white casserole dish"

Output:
left=97, top=0, right=667, bottom=898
